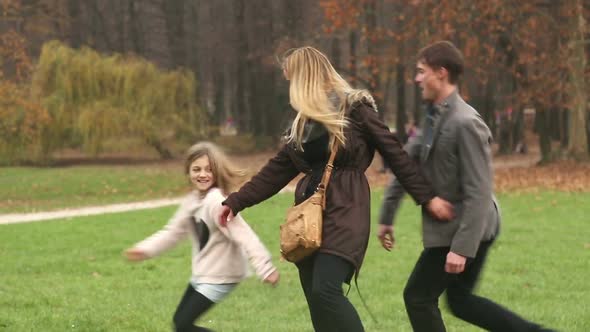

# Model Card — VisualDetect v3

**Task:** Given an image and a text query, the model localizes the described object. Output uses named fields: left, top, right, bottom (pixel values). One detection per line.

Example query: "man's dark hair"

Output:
left=417, top=41, right=464, bottom=84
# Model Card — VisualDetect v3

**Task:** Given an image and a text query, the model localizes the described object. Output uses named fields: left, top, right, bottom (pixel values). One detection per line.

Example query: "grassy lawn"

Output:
left=1, top=191, right=588, bottom=331
left=0, top=165, right=188, bottom=214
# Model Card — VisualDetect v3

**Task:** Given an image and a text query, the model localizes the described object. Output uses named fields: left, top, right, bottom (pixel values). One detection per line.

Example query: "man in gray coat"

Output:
left=378, top=41, right=555, bottom=332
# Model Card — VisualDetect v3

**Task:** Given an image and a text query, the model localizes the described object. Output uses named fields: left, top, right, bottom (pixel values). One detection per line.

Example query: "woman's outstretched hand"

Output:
left=218, top=205, right=235, bottom=227
left=426, top=197, right=454, bottom=221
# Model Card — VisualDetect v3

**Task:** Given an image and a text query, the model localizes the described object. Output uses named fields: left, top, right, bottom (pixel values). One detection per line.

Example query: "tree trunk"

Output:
left=560, top=109, right=569, bottom=148
left=566, top=0, right=588, bottom=160
left=483, top=80, right=496, bottom=135
left=413, top=0, right=430, bottom=127
left=364, top=0, right=380, bottom=107
left=395, top=63, right=408, bottom=143
left=331, top=37, right=341, bottom=69
left=212, top=69, right=224, bottom=129
left=163, top=0, right=186, bottom=68
left=128, top=0, right=144, bottom=54
left=414, top=84, right=422, bottom=126
left=147, top=137, right=173, bottom=159
left=235, top=0, right=249, bottom=134
left=67, top=0, right=82, bottom=48
left=536, top=108, right=553, bottom=163
left=246, top=2, right=273, bottom=137
left=498, top=111, right=512, bottom=155
left=87, top=0, right=113, bottom=51
left=116, top=0, right=126, bottom=53
left=349, top=30, right=357, bottom=84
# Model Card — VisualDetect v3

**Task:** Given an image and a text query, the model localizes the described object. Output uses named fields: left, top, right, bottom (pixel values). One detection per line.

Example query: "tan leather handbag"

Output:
left=280, top=140, right=338, bottom=263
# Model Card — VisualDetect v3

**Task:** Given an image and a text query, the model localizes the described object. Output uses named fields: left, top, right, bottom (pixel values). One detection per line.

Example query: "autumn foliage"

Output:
left=0, top=25, right=50, bottom=164
left=320, top=0, right=588, bottom=161
left=30, top=41, right=207, bottom=160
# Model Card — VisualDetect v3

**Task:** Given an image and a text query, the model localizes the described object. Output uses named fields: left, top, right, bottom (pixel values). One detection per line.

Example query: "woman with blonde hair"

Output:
left=219, top=46, right=452, bottom=331
left=125, top=142, right=279, bottom=332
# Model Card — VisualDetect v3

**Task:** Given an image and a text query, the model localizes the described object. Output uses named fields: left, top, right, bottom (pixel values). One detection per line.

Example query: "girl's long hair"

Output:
left=184, top=142, right=244, bottom=195
left=280, top=46, right=377, bottom=150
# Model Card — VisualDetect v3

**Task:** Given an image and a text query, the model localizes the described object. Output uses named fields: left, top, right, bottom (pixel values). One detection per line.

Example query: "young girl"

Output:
left=125, top=142, right=279, bottom=332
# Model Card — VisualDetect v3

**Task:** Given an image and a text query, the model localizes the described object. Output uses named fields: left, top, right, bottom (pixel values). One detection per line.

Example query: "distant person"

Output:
left=125, top=142, right=278, bottom=332
left=406, top=121, right=418, bottom=141
left=378, top=40, right=556, bottom=332
left=218, top=46, right=452, bottom=332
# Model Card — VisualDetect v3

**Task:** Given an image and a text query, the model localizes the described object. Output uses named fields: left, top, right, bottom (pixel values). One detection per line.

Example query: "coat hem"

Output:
left=319, top=248, right=361, bottom=276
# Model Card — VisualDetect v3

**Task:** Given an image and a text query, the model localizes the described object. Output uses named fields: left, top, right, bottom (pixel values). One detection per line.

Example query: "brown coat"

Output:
left=224, top=100, right=435, bottom=271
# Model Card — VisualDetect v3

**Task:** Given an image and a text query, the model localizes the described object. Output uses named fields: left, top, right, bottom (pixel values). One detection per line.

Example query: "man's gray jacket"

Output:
left=379, top=91, right=500, bottom=258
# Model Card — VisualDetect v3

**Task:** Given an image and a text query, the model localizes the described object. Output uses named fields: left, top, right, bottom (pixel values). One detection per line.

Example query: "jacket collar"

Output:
left=431, top=89, right=458, bottom=115
left=420, top=90, right=460, bottom=162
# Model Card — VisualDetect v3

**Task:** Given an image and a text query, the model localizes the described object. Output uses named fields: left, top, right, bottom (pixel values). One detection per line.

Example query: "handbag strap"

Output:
left=316, top=138, right=339, bottom=209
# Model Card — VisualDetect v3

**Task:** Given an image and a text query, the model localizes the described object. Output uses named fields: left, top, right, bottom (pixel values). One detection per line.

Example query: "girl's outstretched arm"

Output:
left=125, top=195, right=197, bottom=260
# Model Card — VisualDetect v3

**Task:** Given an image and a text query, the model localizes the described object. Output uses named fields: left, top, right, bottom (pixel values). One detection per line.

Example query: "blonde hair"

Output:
left=184, top=142, right=244, bottom=195
left=280, top=46, right=377, bottom=150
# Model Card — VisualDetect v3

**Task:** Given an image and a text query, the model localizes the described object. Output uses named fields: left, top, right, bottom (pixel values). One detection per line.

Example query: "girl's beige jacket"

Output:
left=134, top=188, right=276, bottom=284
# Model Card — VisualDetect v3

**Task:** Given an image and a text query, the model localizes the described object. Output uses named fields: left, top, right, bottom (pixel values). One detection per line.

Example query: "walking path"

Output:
left=0, top=186, right=297, bottom=225
left=0, top=148, right=541, bottom=226
left=0, top=197, right=183, bottom=225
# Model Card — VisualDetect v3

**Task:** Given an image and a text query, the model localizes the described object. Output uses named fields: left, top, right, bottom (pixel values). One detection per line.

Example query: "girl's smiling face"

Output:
left=189, top=155, right=214, bottom=195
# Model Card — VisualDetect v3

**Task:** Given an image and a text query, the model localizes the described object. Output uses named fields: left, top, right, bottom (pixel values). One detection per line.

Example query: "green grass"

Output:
left=0, top=165, right=187, bottom=213
left=1, top=191, right=588, bottom=331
